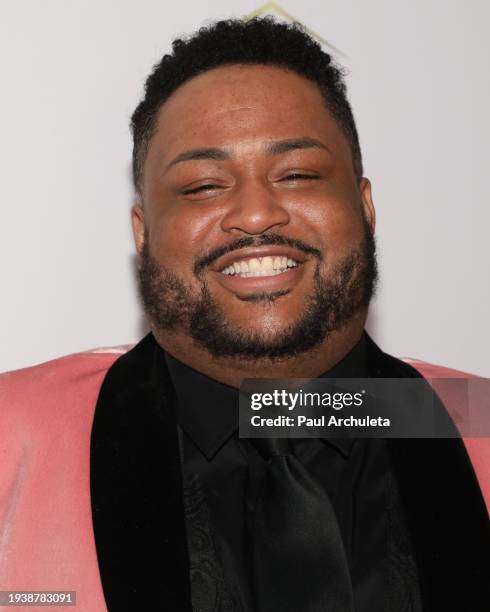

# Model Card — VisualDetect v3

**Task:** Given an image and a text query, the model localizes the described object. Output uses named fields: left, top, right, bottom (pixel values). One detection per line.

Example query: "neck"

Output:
left=153, top=311, right=367, bottom=388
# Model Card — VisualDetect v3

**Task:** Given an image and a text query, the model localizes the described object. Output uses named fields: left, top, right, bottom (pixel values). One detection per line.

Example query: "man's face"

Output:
left=132, top=64, right=376, bottom=360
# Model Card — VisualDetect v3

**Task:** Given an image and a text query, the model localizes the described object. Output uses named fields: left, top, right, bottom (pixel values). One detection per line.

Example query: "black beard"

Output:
left=138, top=223, right=377, bottom=360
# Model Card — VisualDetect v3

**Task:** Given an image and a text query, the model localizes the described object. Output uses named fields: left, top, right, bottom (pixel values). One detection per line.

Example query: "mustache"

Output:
left=194, top=234, right=323, bottom=276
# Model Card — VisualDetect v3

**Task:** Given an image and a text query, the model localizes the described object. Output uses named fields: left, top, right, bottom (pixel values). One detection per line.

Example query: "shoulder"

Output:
left=369, top=336, right=490, bottom=512
left=401, top=358, right=476, bottom=380
left=365, top=333, right=477, bottom=380
left=0, top=346, right=131, bottom=436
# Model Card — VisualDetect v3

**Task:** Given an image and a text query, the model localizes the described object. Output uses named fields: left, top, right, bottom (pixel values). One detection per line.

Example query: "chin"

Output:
left=225, top=310, right=301, bottom=337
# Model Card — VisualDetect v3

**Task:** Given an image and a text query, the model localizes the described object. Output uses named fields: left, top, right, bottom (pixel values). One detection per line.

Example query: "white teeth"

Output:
left=220, top=255, right=299, bottom=277
left=249, top=258, right=260, bottom=272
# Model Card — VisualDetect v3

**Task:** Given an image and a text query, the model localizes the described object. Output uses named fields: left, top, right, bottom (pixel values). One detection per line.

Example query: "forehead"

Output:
left=148, top=64, right=349, bottom=159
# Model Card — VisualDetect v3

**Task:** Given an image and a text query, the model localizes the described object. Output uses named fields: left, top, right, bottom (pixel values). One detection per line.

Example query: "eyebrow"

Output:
left=164, top=137, right=331, bottom=173
left=265, top=137, right=331, bottom=156
left=165, top=147, right=231, bottom=172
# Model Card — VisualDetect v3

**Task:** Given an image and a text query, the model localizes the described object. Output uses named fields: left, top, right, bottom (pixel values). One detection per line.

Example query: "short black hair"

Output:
left=130, top=16, right=363, bottom=193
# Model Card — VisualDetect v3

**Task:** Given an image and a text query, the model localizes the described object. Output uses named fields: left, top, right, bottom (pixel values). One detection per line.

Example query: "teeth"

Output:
left=249, top=258, right=260, bottom=272
left=220, top=256, right=299, bottom=277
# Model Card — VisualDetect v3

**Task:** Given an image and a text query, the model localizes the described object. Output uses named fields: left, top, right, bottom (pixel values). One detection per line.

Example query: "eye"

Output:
left=181, top=183, right=219, bottom=195
left=280, top=173, right=320, bottom=182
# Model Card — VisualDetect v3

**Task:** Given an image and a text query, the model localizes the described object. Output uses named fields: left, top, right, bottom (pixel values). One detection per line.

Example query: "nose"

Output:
left=220, top=180, right=290, bottom=235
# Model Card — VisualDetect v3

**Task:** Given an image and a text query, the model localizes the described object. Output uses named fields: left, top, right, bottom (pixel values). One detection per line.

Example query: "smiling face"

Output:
left=132, top=64, right=376, bottom=374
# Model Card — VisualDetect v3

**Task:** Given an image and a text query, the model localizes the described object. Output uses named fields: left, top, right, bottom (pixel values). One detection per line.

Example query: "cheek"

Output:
left=295, top=193, right=365, bottom=260
left=328, top=208, right=365, bottom=248
left=147, top=202, right=218, bottom=273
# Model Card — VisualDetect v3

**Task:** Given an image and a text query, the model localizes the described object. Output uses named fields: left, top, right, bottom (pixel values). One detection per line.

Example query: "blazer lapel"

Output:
left=365, top=335, right=490, bottom=611
left=90, top=333, right=192, bottom=611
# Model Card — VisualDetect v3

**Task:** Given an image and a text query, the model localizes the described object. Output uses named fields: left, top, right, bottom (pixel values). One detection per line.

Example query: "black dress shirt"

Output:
left=165, top=335, right=422, bottom=611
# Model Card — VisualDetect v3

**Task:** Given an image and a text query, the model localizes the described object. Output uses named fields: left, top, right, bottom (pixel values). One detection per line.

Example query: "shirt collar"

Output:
left=165, top=352, right=239, bottom=460
left=165, top=333, right=368, bottom=460
left=318, top=332, right=368, bottom=457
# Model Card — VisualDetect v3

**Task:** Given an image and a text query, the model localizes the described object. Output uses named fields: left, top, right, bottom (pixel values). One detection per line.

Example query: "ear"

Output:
left=131, top=203, right=145, bottom=257
left=359, top=177, right=376, bottom=233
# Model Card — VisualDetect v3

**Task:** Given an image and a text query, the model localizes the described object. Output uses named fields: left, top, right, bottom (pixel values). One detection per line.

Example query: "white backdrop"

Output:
left=0, top=0, right=488, bottom=376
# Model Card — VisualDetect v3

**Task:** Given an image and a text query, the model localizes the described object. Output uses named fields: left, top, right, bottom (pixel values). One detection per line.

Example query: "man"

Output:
left=0, top=17, right=488, bottom=612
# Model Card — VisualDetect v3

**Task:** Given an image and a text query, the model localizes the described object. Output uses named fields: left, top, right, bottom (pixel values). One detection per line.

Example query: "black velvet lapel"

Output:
left=365, top=335, right=490, bottom=611
left=90, top=333, right=192, bottom=611
left=90, top=332, right=489, bottom=611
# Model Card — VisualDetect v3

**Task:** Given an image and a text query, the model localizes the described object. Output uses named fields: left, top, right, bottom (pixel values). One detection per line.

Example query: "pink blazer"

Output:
left=0, top=348, right=488, bottom=611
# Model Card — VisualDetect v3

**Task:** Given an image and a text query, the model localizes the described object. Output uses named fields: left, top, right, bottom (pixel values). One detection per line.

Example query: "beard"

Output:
left=138, top=220, right=377, bottom=360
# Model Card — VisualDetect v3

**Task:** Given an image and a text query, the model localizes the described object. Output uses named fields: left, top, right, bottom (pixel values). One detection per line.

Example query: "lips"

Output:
left=210, top=245, right=309, bottom=295
left=212, top=246, right=308, bottom=275
left=221, top=255, right=298, bottom=277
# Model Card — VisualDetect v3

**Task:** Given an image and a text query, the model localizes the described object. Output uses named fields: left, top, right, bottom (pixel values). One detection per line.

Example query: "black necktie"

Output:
left=249, top=437, right=354, bottom=612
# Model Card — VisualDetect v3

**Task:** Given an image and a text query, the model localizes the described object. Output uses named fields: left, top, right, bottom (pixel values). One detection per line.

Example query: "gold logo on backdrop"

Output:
left=247, top=1, right=346, bottom=57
